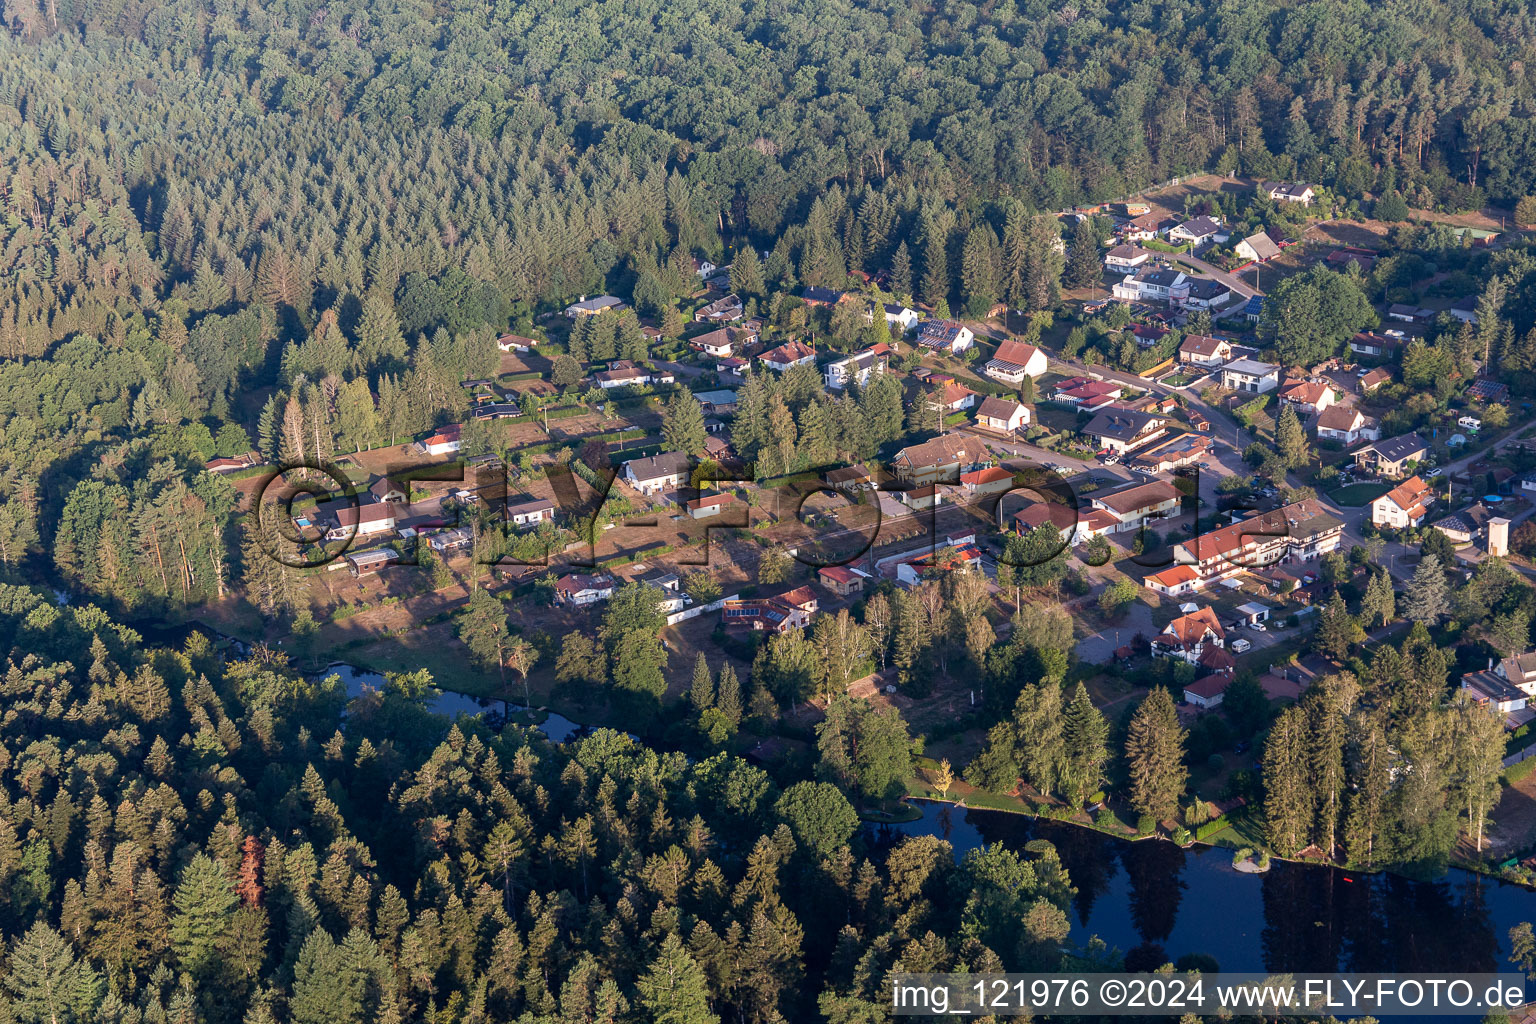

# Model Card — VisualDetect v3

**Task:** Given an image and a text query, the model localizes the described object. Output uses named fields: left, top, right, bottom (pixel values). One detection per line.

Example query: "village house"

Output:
left=594, top=364, right=656, bottom=389
left=915, top=319, right=976, bottom=354
left=1460, top=670, right=1529, bottom=721
left=1432, top=503, right=1495, bottom=545
left=800, top=286, right=846, bottom=307
left=1234, top=232, right=1280, bottom=263
left=1151, top=606, right=1225, bottom=664
left=1278, top=378, right=1336, bottom=416
left=496, top=333, right=536, bottom=352
left=324, top=501, right=398, bottom=541
left=1359, top=367, right=1392, bottom=393
left=1349, top=331, right=1404, bottom=359
left=1353, top=432, right=1429, bottom=478
left=1119, top=212, right=1170, bottom=241
left=1112, top=267, right=1186, bottom=303
left=817, top=565, right=871, bottom=596
left=419, top=425, right=462, bottom=457
left=894, top=544, right=984, bottom=586
left=1144, top=563, right=1201, bottom=597
left=623, top=451, right=693, bottom=496
left=369, top=477, right=409, bottom=504
left=983, top=340, right=1048, bottom=384
left=694, top=293, right=743, bottom=323
left=932, top=380, right=978, bottom=413
left=1387, top=303, right=1434, bottom=324
left=206, top=452, right=259, bottom=474
left=1315, top=405, right=1380, bottom=445
left=1371, top=475, right=1434, bottom=529
left=721, top=585, right=819, bottom=632
left=959, top=466, right=1016, bottom=497
left=1184, top=673, right=1234, bottom=709
left=1266, top=182, right=1316, bottom=205
left=1104, top=244, right=1154, bottom=271
left=825, top=464, right=875, bottom=492
left=1493, top=653, right=1536, bottom=696
left=1168, top=215, right=1224, bottom=247
left=1327, top=248, right=1377, bottom=274
left=881, top=304, right=919, bottom=332
left=554, top=573, right=616, bottom=606
left=891, top=435, right=983, bottom=485
left=824, top=343, right=890, bottom=390
left=901, top=484, right=945, bottom=511
left=1169, top=499, right=1344, bottom=589
left=1221, top=358, right=1281, bottom=394
left=426, top=526, right=474, bottom=556
left=1082, top=407, right=1167, bottom=454
left=1090, top=479, right=1182, bottom=533
left=1054, top=377, right=1124, bottom=407
left=1179, top=278, right=1232, bottom=311
left=686, top=492, right=741, bottom=520
left=758, top=340, right=816, bottom=372
left=974, top=396, right=1030, bottom=434
left=507, top=497, right=557, bottom=529
left=716, top=356, right=749, bottom=377
left=564, top=295, right=626, bottom=318
left=345, top=548, right=401, bottom=577
left=1178, top=334, right=1233, bottom=367
left=1131, top=432, right=1213, bottom=472
left=688, top=327, right=742, bottom=357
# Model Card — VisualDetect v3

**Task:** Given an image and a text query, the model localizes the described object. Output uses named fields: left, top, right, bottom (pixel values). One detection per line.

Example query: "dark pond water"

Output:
left=875, top=800, right=1536, bottom=975
left=320, top=663, right=588, bottom=741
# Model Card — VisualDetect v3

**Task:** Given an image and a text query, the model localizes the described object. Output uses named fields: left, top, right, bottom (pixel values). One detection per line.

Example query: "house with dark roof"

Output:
left=507, top=497, right=557, bottom=529
left=1432, top=503, right=1495, bottom=545
left=694, top=293, right=744, bottom=323
left=622, top=451, right=693, bottom=495
left=1266, top=182, right=1316, bottom=205
left=554, top=573, right=616, bottom=605
left=564, top=295, right=626, bottom=318
left=824, top=344, right=890, bottom=390
left=800, top=286, right=846, bottom=307
left=1104, top=244, right=1153, bottom=270
left=915, top=319, right=976, bottom=354
left=1353, top=432, right=1428, bottom=478
left=1081, top=407, right=1167, bottom=454
left=1168, top=216, right=1224, bottom=246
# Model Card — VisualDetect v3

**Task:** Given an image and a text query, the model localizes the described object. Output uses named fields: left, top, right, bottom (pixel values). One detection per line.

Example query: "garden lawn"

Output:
left=1327, top=481, right=1392, bottom=506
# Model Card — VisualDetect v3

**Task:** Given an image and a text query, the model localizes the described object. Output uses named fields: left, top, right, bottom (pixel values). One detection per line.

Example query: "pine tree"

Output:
left=170, top=853, right=239, bottom=980
left=3, top=923, right=104, bottom=1024
left=1360, top=569, right=1396, bottom=628
left=662, top=391, right=708, bottom=456
left=1124, top=687, right=1187, bottom=823
left=1314, top=595, right=1364, bottom=661
left=689, top=652, right=715, bottom=712
left=730, top=246, right=764, bottom=297
left=1064, top=220, right=1102, bottom=288
left=355, top=291, right=407, bottom=371
left=1060, top=682, right=1109, bottom=807
left=890, top=240, right=913, bottom=299
left=716, top=664, right=742, bottom=724
left=1262, top=704, right=1313, bottom=856
left=1402, top=553, right=1449, bottom=624
left=1275, top=404, right=1310, bottom=468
